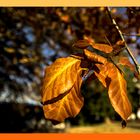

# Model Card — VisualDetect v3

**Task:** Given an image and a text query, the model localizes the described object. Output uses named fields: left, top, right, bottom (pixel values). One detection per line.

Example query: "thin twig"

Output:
left=104, top=35, right=112, bottom=46
left=106, top=7, right=140, bottom=75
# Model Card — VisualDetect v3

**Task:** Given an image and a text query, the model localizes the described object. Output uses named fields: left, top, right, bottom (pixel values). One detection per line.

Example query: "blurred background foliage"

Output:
left=0, top=7, right=140, bottom=132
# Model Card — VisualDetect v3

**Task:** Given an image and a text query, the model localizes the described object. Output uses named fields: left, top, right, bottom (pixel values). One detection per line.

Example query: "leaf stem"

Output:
left=106, top=7, right=140, bottom=75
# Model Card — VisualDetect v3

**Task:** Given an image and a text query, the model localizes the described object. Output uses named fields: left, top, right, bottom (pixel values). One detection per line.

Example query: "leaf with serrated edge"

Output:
left=94, top=62, right=132, bottom=121
left=41, top=57, right=82, bottom=103
left=43, top=70, right=84, bottom=122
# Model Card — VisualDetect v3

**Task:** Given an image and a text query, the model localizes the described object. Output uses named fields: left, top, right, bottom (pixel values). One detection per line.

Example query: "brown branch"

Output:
left=106, top=7, right=140, bottom=75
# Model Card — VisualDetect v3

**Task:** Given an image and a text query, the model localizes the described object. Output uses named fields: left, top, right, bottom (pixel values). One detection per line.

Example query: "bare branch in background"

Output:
left=106, top=7, right=140, bottom=75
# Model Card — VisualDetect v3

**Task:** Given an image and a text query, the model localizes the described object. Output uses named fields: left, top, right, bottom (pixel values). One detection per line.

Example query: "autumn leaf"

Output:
left=43, top=70, right=84, bottom=122
left=112, top=40, right=125, bottom=56
left=94, top=63, right=108, bottom=87
left=73, top=39, right=113, bottom=54
left=116, top=40, right=125, bottom=46
left=41, top=39, right=133, bottom=125
left=118, top=56, right=135, bottom=72
left=72, top=40, right=91, bottom=49
left=70, top=53, right=84, bottom=60
left=83, top=35, right=95, bottom=45
left=91, top=43, right=113, bottom=53
left=94, top=62, right=132, bottom=121
left=84, top=49, right=107, bottom=64
left=41, top=56, right=83, bottom=105
left=107, top=63, right=132, bottom=121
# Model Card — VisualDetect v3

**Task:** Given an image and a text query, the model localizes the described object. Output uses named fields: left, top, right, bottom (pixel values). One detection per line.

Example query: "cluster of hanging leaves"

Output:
left=41, top=38, right=137, bottom=126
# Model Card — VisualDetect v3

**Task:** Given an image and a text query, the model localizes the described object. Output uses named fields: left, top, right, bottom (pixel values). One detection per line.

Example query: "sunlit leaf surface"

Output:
left=94, top=62, right=132, bottom=121
left=43, top=70, right=84, bottom=122
left=41, top=57, right=82, bottom=103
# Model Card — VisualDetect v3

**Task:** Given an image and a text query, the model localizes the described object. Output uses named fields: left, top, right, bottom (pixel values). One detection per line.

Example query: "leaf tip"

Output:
left=121, top=120, right=127, bottom=128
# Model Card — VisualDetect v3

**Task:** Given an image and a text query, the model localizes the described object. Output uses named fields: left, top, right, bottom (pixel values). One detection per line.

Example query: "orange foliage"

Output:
left=41, top=39, right=135, bottom=126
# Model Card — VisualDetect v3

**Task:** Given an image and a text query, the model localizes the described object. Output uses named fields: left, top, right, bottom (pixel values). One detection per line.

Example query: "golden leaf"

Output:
left=43, top=70, right=84, bottom=122
left=83, top=35, right=95, bottom=45
left=41, top=56, right=82, bottom=104
left=108, top=63, right=132, bottom=121
left=94, top=62, right=132, bottom=121
left=84, top=49, right=107, bottom=64
left=91, top=43, right=113, bottom=53
left=73, top=39, right=113, bottom=54
left=94, top=63, right=108, bottom=87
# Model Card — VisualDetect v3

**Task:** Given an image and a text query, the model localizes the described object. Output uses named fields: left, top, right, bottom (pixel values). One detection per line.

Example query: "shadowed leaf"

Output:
left=72, top=40, right=91, bottom=49
left=118, top=57, right=135, bottom=72
left=112, top=40, right=125, bottom=56
left=94, top=63, right=108, bottom=87
left=70, top=53, right=84, bottom=60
